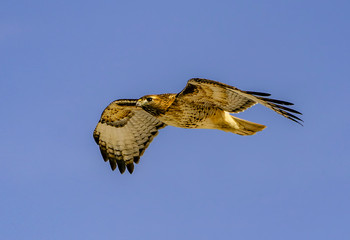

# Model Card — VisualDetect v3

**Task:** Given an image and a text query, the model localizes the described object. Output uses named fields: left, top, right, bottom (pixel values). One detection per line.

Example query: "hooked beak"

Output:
left=136, top=99, right=142, bottom=107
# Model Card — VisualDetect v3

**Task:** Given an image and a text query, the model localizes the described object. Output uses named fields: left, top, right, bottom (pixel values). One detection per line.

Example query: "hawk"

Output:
left=93, top=78, right=302, bottom=174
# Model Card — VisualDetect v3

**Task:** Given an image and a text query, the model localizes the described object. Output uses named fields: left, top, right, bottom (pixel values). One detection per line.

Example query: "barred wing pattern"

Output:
left=178, top=78, right=302, bottom=124
left=93, top=99, right=166, bottom=174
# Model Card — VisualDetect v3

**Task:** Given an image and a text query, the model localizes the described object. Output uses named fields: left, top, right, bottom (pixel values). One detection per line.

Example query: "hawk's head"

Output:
left=136, top=94, right=175, bottom=116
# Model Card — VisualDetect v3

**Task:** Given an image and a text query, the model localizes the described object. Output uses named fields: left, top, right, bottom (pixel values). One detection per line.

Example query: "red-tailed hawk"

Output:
left=93, top=78, right=302, bottom=174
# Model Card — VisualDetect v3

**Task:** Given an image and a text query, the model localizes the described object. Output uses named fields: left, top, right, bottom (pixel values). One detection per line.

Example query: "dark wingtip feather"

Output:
left=127, top=163, right=134, bottom=174
left=283, top=111, right=303, bottom=122
left=288, top=117, right=304, bottom=126
left=274, top=107, right=304, bottom=125
left=273, top=104, right=302, bottom=115
left=259, top=97, right=294, bottom=106
left=109, top=159, right=117, bottom=171
left=245, top=91, right=271, bottom=96
left=253, top=93, right=303, bottom=125
left=134, top=156, right=140, bottom=164
left=99, top=147, right=109, bottom=162
left=117, top=160, right=126, bottom=174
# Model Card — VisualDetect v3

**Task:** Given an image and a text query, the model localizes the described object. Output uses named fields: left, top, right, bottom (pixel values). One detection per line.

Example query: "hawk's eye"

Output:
left=146, top=97, right=153, bottom=102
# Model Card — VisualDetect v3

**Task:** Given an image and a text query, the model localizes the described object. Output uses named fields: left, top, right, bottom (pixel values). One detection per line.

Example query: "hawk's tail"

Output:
left=229, top=115, right=266, bottom=136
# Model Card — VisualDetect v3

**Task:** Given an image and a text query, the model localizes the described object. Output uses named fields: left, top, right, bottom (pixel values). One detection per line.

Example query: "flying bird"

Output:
left=93, top=78, right=302, bottom=174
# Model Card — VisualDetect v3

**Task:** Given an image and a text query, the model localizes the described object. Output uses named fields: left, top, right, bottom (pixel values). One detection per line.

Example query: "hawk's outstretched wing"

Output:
left=177, top=78, right=302, bottom=124
left=93, top=99, right=166, bottom=174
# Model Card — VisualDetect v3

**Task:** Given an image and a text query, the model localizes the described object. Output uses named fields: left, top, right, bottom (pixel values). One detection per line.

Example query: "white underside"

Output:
left=223, top=111, right=239, bottom=129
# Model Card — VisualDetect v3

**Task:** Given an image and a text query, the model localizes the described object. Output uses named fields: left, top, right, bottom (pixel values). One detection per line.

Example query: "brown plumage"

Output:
left=93, top=78, right=302, bottom=174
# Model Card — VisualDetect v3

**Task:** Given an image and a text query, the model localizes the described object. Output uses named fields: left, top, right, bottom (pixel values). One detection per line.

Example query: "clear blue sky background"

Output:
left=1, top=1, right=349, bottom=239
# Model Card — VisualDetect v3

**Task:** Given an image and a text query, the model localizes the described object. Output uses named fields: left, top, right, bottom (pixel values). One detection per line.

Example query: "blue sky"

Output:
left=1, top=0, right=349, bottom=239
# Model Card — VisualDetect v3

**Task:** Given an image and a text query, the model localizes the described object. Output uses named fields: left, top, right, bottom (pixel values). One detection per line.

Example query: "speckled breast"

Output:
left=157, top=101, right=219, bottom=129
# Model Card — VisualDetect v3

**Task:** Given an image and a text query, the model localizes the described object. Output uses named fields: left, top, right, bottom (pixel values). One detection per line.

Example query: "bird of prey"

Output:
left=93, top=78, right=302, bottom=174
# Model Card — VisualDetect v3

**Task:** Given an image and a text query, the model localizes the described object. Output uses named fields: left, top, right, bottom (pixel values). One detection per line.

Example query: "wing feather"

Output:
left=177, top=78, right=303, bottom=124
left=177, top=78, right=257, bottom=113
left=93, top=99, right=166, bottom=174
